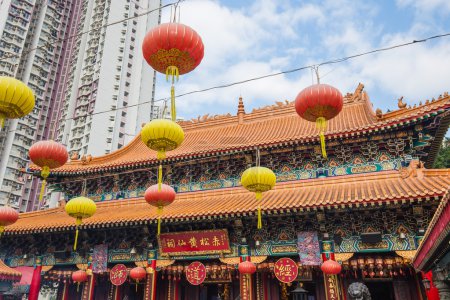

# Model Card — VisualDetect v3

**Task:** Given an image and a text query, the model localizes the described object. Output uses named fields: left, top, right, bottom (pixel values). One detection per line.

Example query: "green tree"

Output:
left=433, top=137, right=450, bottom=168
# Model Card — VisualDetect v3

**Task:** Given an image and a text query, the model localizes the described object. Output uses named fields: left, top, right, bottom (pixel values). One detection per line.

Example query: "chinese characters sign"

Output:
left=274, top=258, right=298, bottom=283
left=185, top=261, right=206, bottom=285
left=110, top=264, right=127, bottom=286
left=159, top=230, right=231, bottom=256
left=324, top=274, right=341, bottom=300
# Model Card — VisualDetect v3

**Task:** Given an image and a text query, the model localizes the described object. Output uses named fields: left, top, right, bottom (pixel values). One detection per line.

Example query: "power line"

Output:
left=0, top=0, right=182, bottom=63
left=1, top=31, right=450, bottom=137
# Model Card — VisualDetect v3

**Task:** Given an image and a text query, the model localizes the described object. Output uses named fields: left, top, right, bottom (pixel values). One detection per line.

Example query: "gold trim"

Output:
left=156, top=259, right=175, bottom=268
left=41, top=265, right=53, bottom=272
left=76, top=263, right=88, bottom=271
left=395, top=250, right=417, bottom=261
left=335, top=253, right=354, bottom=262
left=250, top=256, right=268, bottom=264
left=219, top=257, right=240, bottom=265
left=135, top=261, right=147, bottom=268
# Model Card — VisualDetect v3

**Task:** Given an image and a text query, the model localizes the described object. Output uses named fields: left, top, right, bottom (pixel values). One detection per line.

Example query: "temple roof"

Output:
left=6, top=169, right=450, bottom=235
left=0, top=260, right=21, bottom=281
left=37, top=84, right=450, bottom=174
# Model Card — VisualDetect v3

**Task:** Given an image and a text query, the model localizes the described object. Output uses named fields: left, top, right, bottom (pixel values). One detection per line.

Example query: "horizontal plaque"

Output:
left=158, top=229, right=231, bottom=256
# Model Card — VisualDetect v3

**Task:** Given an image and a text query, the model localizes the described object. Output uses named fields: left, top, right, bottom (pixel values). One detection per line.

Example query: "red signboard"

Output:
left=185, top=261, right=206, bottom=285
left=274, top=258, right=298, bottom=283
left=324, top=274, right=342, bottom=300
left=158, top=229, right=231, bottom=256
left=110, top=264, right=127, bottom=286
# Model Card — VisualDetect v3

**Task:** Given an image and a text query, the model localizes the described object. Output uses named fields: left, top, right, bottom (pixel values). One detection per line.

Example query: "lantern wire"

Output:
left=0, top=32, right=449, bottom=137
left=0, top=0, right=184, bottom=63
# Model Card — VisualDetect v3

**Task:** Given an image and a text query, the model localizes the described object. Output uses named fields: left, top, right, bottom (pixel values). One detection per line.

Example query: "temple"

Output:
left=1, top=83, right=449, bottom=299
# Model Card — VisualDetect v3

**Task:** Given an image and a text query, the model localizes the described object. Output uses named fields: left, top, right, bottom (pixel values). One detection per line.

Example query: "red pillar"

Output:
left=28, top=265, right=42, bottom=300
left=81, top=273, right=95, bottom=300
left=61, top=281, right=69, bottom=300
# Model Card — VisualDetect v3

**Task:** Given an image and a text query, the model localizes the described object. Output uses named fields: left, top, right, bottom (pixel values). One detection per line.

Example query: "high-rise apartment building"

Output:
left=54, top=0, right=160, bottom=156
left=0, top=0, right=160, bottom=212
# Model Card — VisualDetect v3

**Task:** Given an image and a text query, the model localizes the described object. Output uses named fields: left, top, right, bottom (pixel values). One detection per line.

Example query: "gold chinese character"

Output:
left=212, top=236, right=221, bottom=246
left=166, top=239, right=175, bottom=248
left=200, top=237, right=210, bottom=246
left=189, top=237, right=197, bottom=247
left=177, top=239, right=187, bottom=246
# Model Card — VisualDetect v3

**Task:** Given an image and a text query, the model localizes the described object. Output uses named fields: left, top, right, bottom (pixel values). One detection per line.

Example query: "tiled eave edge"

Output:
left=3, top=195, right=442, bottom=236
left=413, top=189, right=450, bottom=271
left=36, top=107, right=449, bottom=177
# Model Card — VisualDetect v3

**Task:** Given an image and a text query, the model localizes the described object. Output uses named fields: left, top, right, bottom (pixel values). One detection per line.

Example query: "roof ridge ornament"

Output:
left=238, top=96, right=245, bottom=124
left=399, top=159, right=425, bottom=179
left=398, top=96, right=407, bottom=109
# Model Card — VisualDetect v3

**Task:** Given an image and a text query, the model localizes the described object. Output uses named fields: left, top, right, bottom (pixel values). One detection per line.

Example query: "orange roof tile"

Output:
left=40, top=86, right=449, bottom=173
left=0, top=260, right=21, bottom=280
left=6, top=169, right=450, bottom=234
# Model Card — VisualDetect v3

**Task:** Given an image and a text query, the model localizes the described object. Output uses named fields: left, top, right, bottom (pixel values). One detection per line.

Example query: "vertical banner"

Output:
left=240, top=273, right=253, bottom=300
left=297, top=232, right=321, bottom=265
left=324, top=274, right=341, bottom=300
left=92, top=244, right=108, bottom=273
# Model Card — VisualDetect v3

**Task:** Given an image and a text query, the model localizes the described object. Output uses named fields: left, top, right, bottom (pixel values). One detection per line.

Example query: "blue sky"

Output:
left=156, top=0, right=450, bottom=120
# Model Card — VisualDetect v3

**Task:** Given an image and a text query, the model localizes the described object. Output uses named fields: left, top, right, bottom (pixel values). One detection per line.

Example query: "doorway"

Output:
left=365, top=281, right=395, bottom=300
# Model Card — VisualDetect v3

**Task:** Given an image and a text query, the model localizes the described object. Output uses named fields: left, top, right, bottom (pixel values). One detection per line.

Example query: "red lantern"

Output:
left=238, top=261, right=257, bottom=275
left=295, top=84, right=343, bottom=158
left=130, top=267, right=146, bottom=291
left=0, top=206, right=19, bottom=237
left=142, top=22, right=204, bottom=121
left=142, top=23, right=204, bottom=75
left=145, top=183, right=176, bottom=235
left=29, top=140, right=68, bottom=201
left=321, top=259, right=342, bottom=275
left=72, top=270, right=88, bottom=292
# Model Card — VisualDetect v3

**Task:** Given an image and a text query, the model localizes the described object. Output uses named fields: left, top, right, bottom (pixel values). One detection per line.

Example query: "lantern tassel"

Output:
left=316, top=117, right=327, bottom=159
left=256, top=192, right=262, bottom=229
left=74, top=217, right=82, bottom=251
left=257, top=206, right=262, bottom=229
left=158, top=164, right=162, bottom=191
left=0, top=227, right=4, bottom=238
left=157, top=206, right=163, bottom=235
left=0, top=113, right=5, bottom=128
left=166, top=66, right=179, bottom=122
left=39, top=166, right=50, bottom=202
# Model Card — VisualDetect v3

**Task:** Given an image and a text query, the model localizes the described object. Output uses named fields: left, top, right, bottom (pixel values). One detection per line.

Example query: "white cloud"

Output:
left=154, top=0, right=450, bottom=120
left=396, top=0, right=450, bottom=13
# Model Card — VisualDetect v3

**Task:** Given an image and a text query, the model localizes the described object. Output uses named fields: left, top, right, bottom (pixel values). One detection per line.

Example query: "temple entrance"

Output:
left=365, top=280, right=395, bottom=300
left=199, top=284, right=220, bottom=299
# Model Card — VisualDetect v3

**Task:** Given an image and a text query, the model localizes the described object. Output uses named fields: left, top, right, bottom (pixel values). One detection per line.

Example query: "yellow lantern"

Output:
left=0, top=76, right=35, bottom=127
left=141, top=119, right=184, bottom=160
left=241, top=166, right=276, bottom=229
left=65, top=197, right=96, bottom=251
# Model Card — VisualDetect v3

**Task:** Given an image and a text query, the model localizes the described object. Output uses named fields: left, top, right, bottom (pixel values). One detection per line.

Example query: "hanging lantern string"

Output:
left=255, top=147, right=262, bottom=229
left=158, top=164, right=163, bottom=191
left=74, top=217, right=82, bottom=251
left=312, top=66, right=328, bottom=158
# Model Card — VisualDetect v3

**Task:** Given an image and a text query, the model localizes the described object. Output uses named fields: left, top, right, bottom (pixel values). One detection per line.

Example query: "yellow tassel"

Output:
left=0, top=114, right=4, bottom=128
left=257, top=206, right=262, bottom=229
left=157, top=206, right=163, bottom=235
left=74, top=217, right=82, bottom=251
left=0, top=227, right=4, bottom=238
left=136, top=282, right=138, bottom=292
left=158, top=165, right=162, bottom=191
left=171, top=85, right=176, bottom=122
left=256, top=193, right=262, bottom=229
left=39, top=179, right=46, bottom=202
left=39, top=166, right=50, bottom=202
left=77, top=282, right=80, bottom=292
left=74, top=227, right=79, bottom=251
left=157, top=150, right=166, bottom=160
left=316, top=117, right=327, bottom=159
